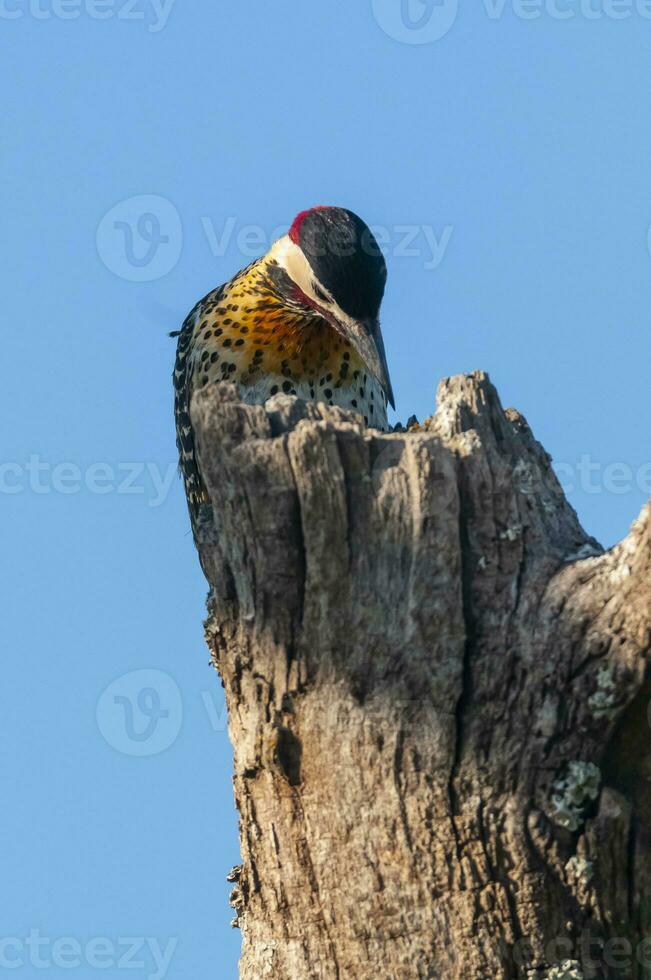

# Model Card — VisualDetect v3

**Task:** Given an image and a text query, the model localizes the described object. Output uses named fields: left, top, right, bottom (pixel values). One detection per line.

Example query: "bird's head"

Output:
left=268, top=206, right=394, bottom=408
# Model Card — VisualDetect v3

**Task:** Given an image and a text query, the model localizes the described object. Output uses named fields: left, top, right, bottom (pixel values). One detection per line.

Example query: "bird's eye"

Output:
left=313, top=285, right=329, bottom=303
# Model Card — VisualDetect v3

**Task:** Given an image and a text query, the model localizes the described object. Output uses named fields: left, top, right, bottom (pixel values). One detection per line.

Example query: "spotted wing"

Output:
left=172, top=285, right=226, bottom=537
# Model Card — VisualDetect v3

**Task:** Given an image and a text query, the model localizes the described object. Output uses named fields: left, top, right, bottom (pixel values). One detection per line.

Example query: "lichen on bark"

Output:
left=190, top=371, right=650, bottom=980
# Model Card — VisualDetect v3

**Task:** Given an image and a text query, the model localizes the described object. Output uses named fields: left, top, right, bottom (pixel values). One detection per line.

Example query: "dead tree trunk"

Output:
left=190, top=371, right=650, bottom=980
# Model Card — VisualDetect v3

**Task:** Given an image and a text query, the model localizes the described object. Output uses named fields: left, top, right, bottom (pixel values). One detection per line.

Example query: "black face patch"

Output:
left=265, top=261, right=315, bottom=313
left=296, top=208, right=387, bottom=321
left=265, top=261, right=295, bottom=299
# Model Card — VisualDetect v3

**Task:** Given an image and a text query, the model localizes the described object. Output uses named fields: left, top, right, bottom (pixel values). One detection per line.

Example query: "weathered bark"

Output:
left=190, top=371, right=650, bottom=980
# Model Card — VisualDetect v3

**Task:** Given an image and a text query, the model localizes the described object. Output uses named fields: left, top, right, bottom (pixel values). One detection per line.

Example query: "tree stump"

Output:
left=190, top=370, right=650, bottom=980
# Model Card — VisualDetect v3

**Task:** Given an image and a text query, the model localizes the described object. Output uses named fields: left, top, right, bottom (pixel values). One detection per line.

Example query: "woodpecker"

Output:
left=173, top=205, right=394, bottom=535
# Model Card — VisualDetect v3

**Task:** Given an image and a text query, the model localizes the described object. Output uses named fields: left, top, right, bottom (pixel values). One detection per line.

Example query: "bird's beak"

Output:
left=334, top=315, right=395, bottom=409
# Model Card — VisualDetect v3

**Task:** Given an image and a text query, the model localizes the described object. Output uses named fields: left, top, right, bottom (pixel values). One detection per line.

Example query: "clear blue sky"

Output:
left=2, top=2, right=650, bottom=977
